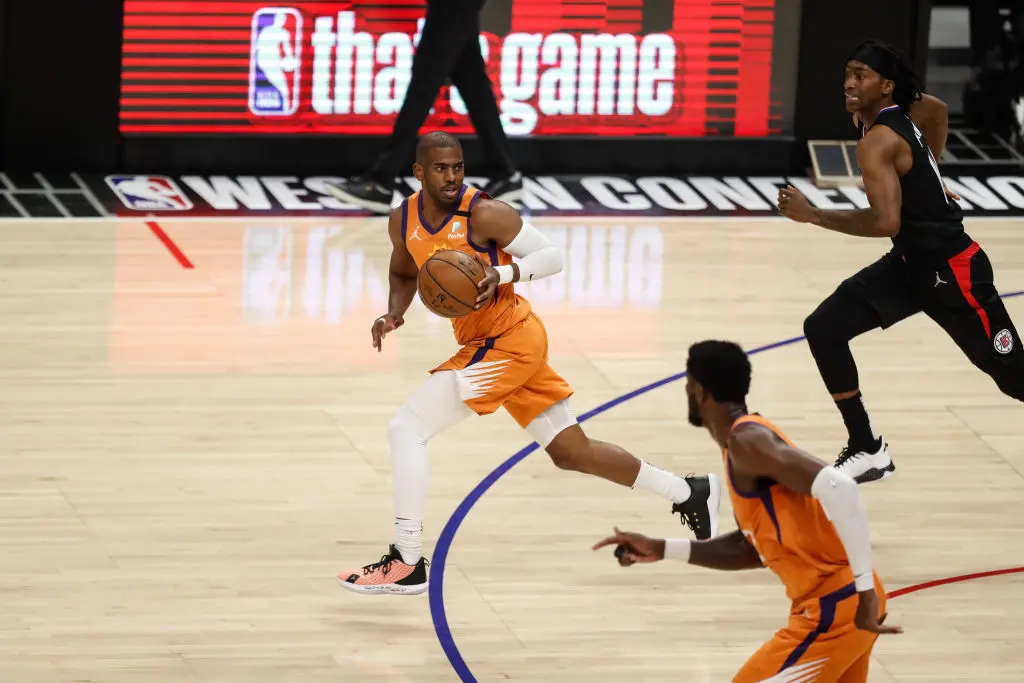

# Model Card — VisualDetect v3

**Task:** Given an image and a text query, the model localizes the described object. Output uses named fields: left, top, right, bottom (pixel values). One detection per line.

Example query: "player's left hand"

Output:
left=592, top=527, right=664, bottom=566
left=475, top=260, right=499, bottom=308
left=854, top=589, right=903, bottom=635
left=777, top=185, right=818, bottom=223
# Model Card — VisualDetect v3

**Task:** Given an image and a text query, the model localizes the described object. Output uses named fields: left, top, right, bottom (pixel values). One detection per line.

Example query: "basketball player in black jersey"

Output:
left=777, top=40, right=1024, bottom=484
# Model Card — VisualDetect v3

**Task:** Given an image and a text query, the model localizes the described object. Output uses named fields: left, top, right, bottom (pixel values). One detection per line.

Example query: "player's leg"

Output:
left=924, top=242, right=1024, bottom=402
left=803, top=252, right=921, bottom=483
left=506, top=365, right=719, bottom=540
left=447, top=18, right=521, bottom=202
left=337, top=370, right=473, bottom=595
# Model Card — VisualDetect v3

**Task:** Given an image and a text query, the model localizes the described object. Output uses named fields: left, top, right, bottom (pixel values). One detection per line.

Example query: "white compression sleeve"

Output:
left=388, top=371, right=474, bottom=564
left=811, top=466, right=875, bottom=591
left=494, top=221, right=563, bottom=284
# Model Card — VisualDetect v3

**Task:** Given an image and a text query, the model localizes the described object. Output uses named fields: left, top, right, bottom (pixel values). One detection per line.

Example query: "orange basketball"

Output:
left=417, top=249, right=487, bottom=318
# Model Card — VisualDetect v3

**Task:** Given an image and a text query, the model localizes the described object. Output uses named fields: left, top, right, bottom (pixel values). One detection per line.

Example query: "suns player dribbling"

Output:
left=595, top=340, right=900, bottom=682
left=337, top=132, right=720, bottom=594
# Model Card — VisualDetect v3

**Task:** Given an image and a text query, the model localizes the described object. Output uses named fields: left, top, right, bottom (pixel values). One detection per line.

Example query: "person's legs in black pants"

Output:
left=449, top=27, right=521, bottom=203
left=920, top=244, right=1024, bottom=402
left=325, top=0, right=487, bottom=213
left=803, top=253, right=922, bottom=483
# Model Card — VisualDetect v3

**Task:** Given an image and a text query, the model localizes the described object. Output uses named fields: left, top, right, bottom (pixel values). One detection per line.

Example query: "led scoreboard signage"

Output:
left=119, top=0, right=799, bottom=137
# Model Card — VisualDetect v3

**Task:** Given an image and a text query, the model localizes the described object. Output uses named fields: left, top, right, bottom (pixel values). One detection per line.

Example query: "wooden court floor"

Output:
left=2, top=215, right=1024, bottom=682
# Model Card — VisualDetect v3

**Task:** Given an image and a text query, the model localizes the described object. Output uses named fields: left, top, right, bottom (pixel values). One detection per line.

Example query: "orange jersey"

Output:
left=402, top=185, right=530, bottom=346
left=724, top=414, right=856, bottom=604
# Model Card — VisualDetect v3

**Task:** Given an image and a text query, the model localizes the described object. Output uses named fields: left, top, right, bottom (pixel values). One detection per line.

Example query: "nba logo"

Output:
left=248, top=8, right=303, bottom=116
left=105, top=175, right=194, bottom=211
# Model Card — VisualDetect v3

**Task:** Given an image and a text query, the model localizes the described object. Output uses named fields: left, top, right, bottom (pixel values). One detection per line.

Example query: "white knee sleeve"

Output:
left=388, top=371, right=475, bottom=446
left=388, top=371, right=473, bottom=523
left=524, top=398, right=578, bottom=448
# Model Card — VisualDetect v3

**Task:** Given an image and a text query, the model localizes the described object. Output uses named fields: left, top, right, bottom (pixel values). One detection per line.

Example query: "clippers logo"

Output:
left=248, top=8, right=303, bottom=116
left=994, top=328, right=1014, bottom=355
left=105, top=175, right=193, bottom=211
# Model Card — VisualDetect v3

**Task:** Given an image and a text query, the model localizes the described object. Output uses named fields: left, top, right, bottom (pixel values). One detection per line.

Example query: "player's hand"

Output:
left=943, top=182, right=961, bottom=202
left=475, top=260, right=500, bottom=308
left=370, top=313, right=403, bottom=352
left=854, top=589, right=903, bottom=635
left=777, top=185, right=818, bottom=223
left=592, top=527, right=665, bottom=566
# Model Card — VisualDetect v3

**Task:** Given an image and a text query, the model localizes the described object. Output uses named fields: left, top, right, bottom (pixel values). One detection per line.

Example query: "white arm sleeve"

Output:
left=811, top=466, right=875, bottom=592
left=494, top=221, right=563, bottom=285
left=663, top=538, right=692, bottom=562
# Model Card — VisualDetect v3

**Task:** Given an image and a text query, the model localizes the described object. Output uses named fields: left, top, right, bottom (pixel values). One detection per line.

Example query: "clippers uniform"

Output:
left=826, top=104, right=1023, bottom=405
left=402, top=184, right=573, bottom=427
left=725, top=414, right=886, bottom=683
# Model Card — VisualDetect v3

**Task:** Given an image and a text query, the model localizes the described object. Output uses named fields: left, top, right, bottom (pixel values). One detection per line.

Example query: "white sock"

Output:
left=632, top=460, right=691, bottom=504
left=394, top=517, right=423, bottom=565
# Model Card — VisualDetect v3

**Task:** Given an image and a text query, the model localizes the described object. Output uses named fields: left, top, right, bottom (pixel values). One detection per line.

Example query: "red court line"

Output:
left=887, top=565, right=1024, bottom=599
left=145, top=221, right=193, bottom=269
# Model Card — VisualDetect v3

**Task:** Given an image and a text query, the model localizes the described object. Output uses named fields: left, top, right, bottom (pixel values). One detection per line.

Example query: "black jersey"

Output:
left=864, top=104, right=968, bottom=257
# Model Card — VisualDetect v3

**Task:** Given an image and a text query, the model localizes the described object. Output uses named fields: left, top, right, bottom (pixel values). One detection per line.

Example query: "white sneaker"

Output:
left=834, top=436, right=895, bottom=484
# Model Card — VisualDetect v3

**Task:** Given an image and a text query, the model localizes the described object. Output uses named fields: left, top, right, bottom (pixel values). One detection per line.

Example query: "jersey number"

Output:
left=911, top=121, right=951, bottom=205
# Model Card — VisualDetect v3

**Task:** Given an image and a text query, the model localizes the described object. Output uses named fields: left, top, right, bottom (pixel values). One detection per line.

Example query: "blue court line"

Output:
left=428, top=291, right=1024, bottom=682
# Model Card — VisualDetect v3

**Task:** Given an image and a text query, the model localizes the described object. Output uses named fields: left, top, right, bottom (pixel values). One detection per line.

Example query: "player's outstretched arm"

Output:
left=778, top=129, right=902, bottom=239
left=728, top=424, right=902, bottom=635
left=592, top=527, right=763, bottom=571
left=470, top=199, right=563, bottom=285
left=371, top=207, right=419, bottom=351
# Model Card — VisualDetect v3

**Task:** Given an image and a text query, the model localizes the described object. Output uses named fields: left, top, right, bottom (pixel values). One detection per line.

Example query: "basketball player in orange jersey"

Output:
left=594, top=340, right=901, bottom=682
left=338, top=131, right=720, bottom=595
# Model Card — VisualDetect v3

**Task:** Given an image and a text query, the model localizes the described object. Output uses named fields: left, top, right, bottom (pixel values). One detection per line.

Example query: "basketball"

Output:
left=417, top=249, right=486, bottom=318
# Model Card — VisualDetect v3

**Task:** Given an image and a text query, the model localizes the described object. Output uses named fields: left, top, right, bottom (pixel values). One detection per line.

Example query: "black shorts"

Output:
left=839, top=242, right=1022, bottom=372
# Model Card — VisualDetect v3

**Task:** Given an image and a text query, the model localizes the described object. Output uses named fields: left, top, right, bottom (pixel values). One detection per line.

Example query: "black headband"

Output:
left=847, top=43, right=898, bottom=80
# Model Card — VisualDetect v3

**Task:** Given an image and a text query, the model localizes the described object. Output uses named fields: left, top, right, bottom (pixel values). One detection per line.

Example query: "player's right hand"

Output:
left=371, top=313, right=403, bottom=352
left=854, top=589, right=903, bottom=635
left=592, top=527, right=664, bottom=566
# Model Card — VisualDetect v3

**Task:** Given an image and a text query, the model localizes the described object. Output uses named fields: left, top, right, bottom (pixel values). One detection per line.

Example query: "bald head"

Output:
left=412, top=131, right=466, bottom=209
left=416, top=131, right=462, bottom=164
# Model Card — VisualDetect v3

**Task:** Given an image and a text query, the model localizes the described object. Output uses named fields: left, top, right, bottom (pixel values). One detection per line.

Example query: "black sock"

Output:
left=835, top=392, right=877, bottom=451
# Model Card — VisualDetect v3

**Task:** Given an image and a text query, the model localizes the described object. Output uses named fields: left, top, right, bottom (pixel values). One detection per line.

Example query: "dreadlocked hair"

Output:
left=850, top=40, right=925, bottom=113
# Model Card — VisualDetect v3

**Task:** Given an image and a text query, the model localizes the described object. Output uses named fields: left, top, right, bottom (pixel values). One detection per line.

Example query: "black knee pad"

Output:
left=803, top=297, right=841, bottom=345
left=804, top=285, right=883, bottom=347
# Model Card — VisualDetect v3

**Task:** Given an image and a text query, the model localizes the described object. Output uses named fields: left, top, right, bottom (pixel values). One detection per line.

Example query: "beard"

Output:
left=687, top=397, right=703, bottom=427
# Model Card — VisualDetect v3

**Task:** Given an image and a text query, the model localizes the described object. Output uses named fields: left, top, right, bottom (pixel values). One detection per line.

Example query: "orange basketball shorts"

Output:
left=733, top=574, right=886, bottom=683
left=431, top=311, right=573, bottom=428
